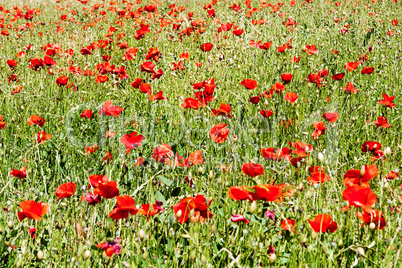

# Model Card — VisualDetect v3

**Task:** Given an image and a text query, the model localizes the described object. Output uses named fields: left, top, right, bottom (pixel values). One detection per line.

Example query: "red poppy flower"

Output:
left=152, top=144, right=173, bottom=163
left=183, top=150, right=205, bottom=166
left=172, top=61, right=185, bottom=71
left=18, top=200, right=49, bottom=221
left=254, top=184, right=283, bottom=201
left=303, top=44, right=318, bottom=55
left=331, top=73, right=345, bottom=80
left=211, top=103, right=231, bottom=118
left=308, top=214, right=337, bottom=233
left=342, top=185, right=377, bottom=211
left=140, top=61, right=156, bottom=73
left=209, top=123, right=229, bottom=143
left=173, top=195, right=213, bottom=223
left=130, top=78, right=143, bottom=88
left=343, top=82, right=358, bottom=93
left=80, top=110, right=93, bottom=119
left=95, top=75, right=109, bottom=84
left=94, top=181, right=119, bottom=199
left=378, top=94, right=395, bottom=108
left=109, top=196, right=138, bottom=220
left=357, top=209, right=386, bottom=230
left=0, top=115, right=6, bottom=129
left=120, top=132, right=146, bottom=153
left=361, top=141, right=382, bottom=153
left=99, top=100, right=123, bottom=117
left=10, top=167, right=27, bottom=178
left=281, top=218, right=295, bottom=232
left=233, top=28, right=244, bottom=36
left=138, top=201, right=164, bottom=221
left=55, top=182, right=76, bottom=201
left=228, top=186, right=257, bottom=202
left=361, top=66, right=374, bottom=75
left=312, top=121, right=326, bottom=140
left=260, top=110, right=273, bottom=118
left=181, top=98, right=203, bottom=110
left=35, top=131, right=52, bottom=144
left=7, top=59, right=17, bottom=69
left=322, top=113, right=339, bottom=123
left=149, top=91, right=166, bottom=101
left=249, top=96, right=260, bottom=104
left=344, top=61, right=360, bottom=71
left=374, top=116, right=391, bottom=128
left=139, top=83, right=152, bottom=94
left=88, top=174, right=109, bottom=189
left=281, top=73, right=293, bottom=84
left=259, top=42, right=272, bottom=50
left=241, top=79, right=257, bottom=90
left=386, top=171, right=400, bottom=180
left=56, top=76, right=69, bottom=86
left=307, top=172, right=330, bottom=184
left=271, top=82, right=286, bottom=94
left=200, top=43, right=213, bottom=52
left=84, top=145, right=98, bottom=154
left=343, top=164, right=378, bottom=187
left=284, top=92, right=298, bottom=104
left=290, top=56, right=301, bottom=63
left=231, top=213, right=249, bottom=224
left=241, top=163, right=264, bottom=177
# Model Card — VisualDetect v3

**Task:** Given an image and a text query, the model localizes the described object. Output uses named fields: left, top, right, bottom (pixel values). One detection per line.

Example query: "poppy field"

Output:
left=1, top=0, right=402, bottom=267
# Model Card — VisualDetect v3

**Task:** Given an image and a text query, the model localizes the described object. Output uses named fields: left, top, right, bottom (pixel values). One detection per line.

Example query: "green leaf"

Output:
left=158, top=175, right=173, bottom=186
left=155, top=191, right=166, bottom=204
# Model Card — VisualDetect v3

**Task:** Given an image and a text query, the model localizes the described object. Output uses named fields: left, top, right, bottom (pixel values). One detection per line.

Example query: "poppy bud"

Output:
left=233, top=135, right=238, bottom=142
left=16, top=259, right=23, bottom=267
left=249, top=201, right=257, bottom=213
left=142, top=251, right=148, bottom=260
left=189, top=209, right=195, bottom=218
left=297, top=182, right=304, bottom=192
left=369, top=222, right=376, bottom=230
left=198, top=166, right=204, bottom=174
left=318, top=152, right=324, bottom=162
left=201, top=255, right=207, bottom=264
left=189, top=250, right=196, bottom=261
left=37, top=250, right=44, bottom=261
left=356, top=247, right=365, bottom=257
left=83, top=250, right=91, bottom=260
left=7, top=220, right=13, bottom=228
left=168, top=228, right=175, bottom=238
left=21, top=105, right=25, bottom=110
left=322, top=241, right=329, bottom=254
left=208, top=170, right=214, bottom=179
left=138, top=229, right=146, bottom=240
left=384, top=147, right=391, bottom=155
left=176, top=209, right=182, bottom=219
left=269, top=253, right=277, bottom=264
left=360, top=166, right=366, bottom=177
left=338, top=237, right=343, bottom=246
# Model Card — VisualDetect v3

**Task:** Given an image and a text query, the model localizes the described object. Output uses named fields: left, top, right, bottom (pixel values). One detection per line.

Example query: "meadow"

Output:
left=1, top=0, right=402, bottom=267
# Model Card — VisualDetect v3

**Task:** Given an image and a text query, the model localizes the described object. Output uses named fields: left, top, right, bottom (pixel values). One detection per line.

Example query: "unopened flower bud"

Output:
left=249, top=201, right=257, bottom=213
left=198, top=166, right=204, bottom=174
left=138, top=229, right=146, bottom=240
left=37, top=250, right=44, bottom=261
left=360, top=165, right=366, bottom=177
left=176, top=210, right=182, bottom=219
left=356, top=247, right=365, bottom=257
left=269, top=253, right=277, bottom=264
left=208, top=170, right=214, bottom=179
left=318, top=152, right=324, bottom=162
left=369, top=222, right=376, bottom=230
left=384, top=147, right=391, bottom=155
left=83, top=250, right=91, bottom=260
